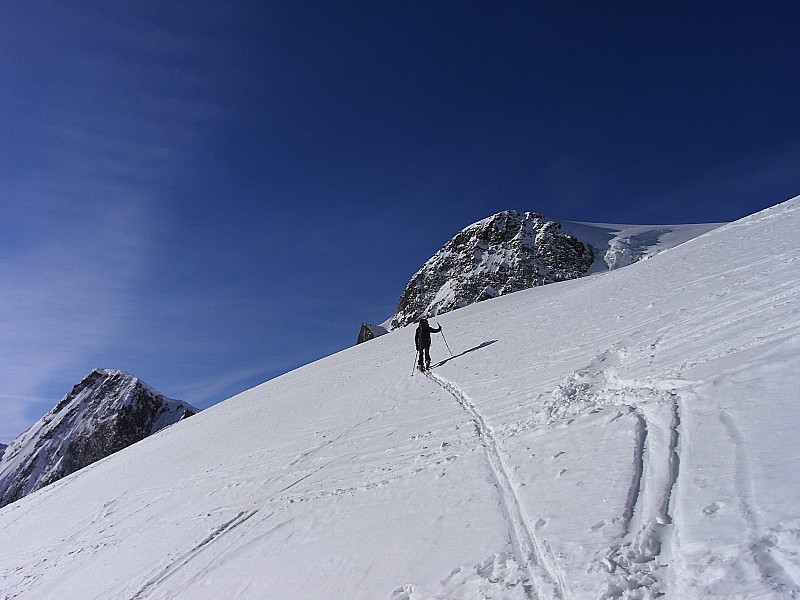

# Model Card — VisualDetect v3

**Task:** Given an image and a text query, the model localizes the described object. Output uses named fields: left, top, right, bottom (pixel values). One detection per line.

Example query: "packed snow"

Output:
left=0, top=198, right=798, bottom=599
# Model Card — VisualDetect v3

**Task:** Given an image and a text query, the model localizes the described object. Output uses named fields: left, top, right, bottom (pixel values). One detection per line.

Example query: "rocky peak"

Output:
left=390, top=210, right=594, bottom=328
left=0, top=369, right=198, bottom=508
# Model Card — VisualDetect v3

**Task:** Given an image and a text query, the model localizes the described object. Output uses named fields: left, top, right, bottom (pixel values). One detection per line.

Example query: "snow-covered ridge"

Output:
left=0, top=198, right=797, bottom=599
left=389, top=210, right=724, bottom=329
left=0, top=368, right=198, bottom=508
left=559, top=220, right=725, bottom=273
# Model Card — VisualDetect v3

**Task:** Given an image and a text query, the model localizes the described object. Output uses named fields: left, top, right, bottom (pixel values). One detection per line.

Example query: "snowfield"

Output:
left=1, top=198, right=799, bottom=599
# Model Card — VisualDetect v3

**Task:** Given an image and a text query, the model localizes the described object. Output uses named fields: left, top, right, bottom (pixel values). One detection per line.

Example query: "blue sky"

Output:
left=1, top=1, right=798, bottom=442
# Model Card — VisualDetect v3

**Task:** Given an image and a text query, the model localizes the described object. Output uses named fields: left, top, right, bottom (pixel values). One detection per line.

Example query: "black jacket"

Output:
left=415, top=320, right=441, bottom=349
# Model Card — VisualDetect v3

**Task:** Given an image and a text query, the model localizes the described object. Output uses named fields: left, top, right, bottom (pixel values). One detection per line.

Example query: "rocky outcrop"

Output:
left=357, top=323, right=389, bottom=344
left=0, top=369, right=197, bottom=508
left=391, top=211, right=594, bottom=328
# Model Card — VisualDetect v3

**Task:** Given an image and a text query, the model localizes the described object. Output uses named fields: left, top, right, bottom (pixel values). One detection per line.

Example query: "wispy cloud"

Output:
left=169, top=364, right=278, bottom=409
left=0, top=195, right=157, bottom=442
left=0, top=3, right=225, bottom=442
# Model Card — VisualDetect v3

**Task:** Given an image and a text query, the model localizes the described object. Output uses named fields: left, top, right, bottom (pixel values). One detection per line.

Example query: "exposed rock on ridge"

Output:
left=391, top=210, right=594, bottom=328
left=357, top=323, right=389, bottom=344
left=0, top=369, right=197, bottom=508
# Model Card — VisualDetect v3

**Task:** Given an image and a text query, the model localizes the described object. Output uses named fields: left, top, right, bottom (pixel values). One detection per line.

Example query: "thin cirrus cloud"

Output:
left=0, top=6, right=222, bottom=442
left=0, top=197, right=157, bottom=442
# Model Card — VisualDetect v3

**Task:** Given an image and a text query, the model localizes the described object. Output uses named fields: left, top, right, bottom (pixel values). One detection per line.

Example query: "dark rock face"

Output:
left=356, top=323, right=388, bottom=344
left=0, top=369, right=197, bottom=508
left=391, top=211, right=594, bottom=328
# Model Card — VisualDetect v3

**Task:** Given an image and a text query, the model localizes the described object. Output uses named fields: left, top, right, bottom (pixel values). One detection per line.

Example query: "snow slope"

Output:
left=1, top=198, right=798, bottom=599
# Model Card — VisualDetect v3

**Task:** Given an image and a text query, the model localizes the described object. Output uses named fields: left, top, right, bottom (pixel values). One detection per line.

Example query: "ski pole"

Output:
left=411, top=353, right=418, bottom=376
left=438, top=324, right=454, bottom=357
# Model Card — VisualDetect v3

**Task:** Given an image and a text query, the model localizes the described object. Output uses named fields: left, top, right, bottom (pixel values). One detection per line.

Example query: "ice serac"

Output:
left=0, top=368, right=198, bottom=508
left=391, top=210, right=594, bottom=328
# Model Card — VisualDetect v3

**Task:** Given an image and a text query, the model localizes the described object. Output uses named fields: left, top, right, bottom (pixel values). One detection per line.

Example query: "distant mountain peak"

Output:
left=390, top=210, right=594, bottom=328
left=0, top=369, right=198, bottom=508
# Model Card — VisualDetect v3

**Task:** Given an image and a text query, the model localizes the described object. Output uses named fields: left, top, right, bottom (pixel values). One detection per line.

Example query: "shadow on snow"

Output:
left=433, top=340, right=498, bottom=368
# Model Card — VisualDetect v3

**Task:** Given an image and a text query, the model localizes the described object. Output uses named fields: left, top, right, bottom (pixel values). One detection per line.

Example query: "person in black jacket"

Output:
left=415, top=318, right=442, bottom=371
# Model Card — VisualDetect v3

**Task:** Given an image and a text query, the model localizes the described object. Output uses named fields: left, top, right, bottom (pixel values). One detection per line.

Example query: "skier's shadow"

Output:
left=433, top=340, right=497, bottom=368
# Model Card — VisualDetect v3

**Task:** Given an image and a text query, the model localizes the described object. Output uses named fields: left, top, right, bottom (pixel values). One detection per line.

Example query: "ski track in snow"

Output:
left=418, top=339, right=688, bottom=600
left=535, top=335, right=686, bottom=598
left=426, top=371, right=565, bottom=600
left=719, top=411, right=800, bottom=597
left=599, top=396, right=681, bottom=599
left=129, top=509, right=260, bottom=600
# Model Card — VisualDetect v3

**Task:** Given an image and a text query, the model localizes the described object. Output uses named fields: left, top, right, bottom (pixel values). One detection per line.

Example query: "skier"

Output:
left=415, top=318, right=442, bottom=371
